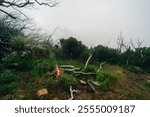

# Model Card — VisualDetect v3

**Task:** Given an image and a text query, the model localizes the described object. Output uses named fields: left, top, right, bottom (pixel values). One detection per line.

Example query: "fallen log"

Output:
left=61, top=68, right=80, bottom=72
left=60, top=65, right=75, bottom=69
left=73, top=71, right=96, bottom=75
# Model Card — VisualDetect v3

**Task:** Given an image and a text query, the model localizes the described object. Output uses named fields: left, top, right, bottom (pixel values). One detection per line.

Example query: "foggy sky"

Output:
left=25, top=0, right=150, bottom=48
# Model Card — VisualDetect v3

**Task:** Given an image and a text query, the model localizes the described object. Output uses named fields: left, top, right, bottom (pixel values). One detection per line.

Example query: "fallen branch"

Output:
left=60, top=65, right=75, bottom=69
left=68, top=86, right=80, bottom=100
left=97, top=61, right=107, bottom=73
left=61, top=68, right=80, bottom=72
left=83, top=54, right=92, bottom=70
left=90, top=81, right=101, bottom=86
left=87, top=80, right=96, bottom=92
left=79, top=80, right=87, bottom=85
left=73, top=71, right=96, bottom=75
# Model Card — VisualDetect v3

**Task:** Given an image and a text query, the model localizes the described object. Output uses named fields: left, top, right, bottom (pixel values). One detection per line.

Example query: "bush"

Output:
left=59, top=74, right=79, bottom=89
left=59, top=37, right=88, bottom=60
left=125, top=66, right=144, bottom=74
left=2, top=51, right=33, bottom=71
left=84, top=65, right=97, bottom=72
left=143, top=81, right=150, bottom=88
left=93, top=45, right=119, bottom=64
left=96, top=72, right=118, bottom=91
left=0, top=70, right=20, bottom=96
left=32, top=58, right=56, bottom=77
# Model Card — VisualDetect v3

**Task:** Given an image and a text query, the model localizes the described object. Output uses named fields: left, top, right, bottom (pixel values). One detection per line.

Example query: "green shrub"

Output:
left=96, top=72, right=118, bottom=91
left=84, top=65, right=97, bottom=73
left=59, top=74, right=79, bottom=89
left=45, top=78, right=55, bottom=88
left=125, top=66, right=144, bottom=74
left=32, top=58, right=56, bottom=77
left=2, top=52, right=33, bottom=71
left=143, top=81, right=150, bottom=88
left=0, top=70, right=20, bottom=96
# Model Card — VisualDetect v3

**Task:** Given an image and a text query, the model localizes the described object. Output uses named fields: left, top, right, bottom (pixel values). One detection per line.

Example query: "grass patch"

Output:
left=96, top=71, right=118, bottom=91
left=32, top=58, right=56, bottom=77
left=84, top=65, right=97, bottom=73
left=59, top=74, right=79, bottom=89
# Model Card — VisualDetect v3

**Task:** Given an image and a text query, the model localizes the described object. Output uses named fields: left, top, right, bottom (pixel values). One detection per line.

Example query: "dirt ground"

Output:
left=1, top=66, right=150, bottom=100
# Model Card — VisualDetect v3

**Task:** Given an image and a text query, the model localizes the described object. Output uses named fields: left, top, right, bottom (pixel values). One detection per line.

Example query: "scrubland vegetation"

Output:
left=0, top=16, right=150, bottom=100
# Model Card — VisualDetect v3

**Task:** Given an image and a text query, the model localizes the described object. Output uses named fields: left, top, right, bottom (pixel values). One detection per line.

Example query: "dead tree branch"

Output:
left=97, top=61, right=107, bottom=73
left=73, top=71, right=96, bottom=75
left=0, top=0, right=58, bottom=19
left=116, top=32, right=125, bottom=53
left=87, top=80, right=96, bottom=92
left=59, top=64, right=96, bottom=75
left=47, top=26, right=59, bottom=42
left=137, top=39, right=144, bottom=48
left=83, top=54, right=92, bottom=70
left=68, top=86, right=80, bottom=100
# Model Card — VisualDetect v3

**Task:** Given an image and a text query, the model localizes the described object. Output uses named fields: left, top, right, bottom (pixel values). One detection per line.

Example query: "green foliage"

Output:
left=0, top=70, right=20, bottom=83
left=96, top=71, right=118, bottom=91
left=84, top=65, right=97, bottom=72
left=2, top=51, right=33, bottom=71
left=125, top=66, right=144, bottom=74
left=0, top=17, right=23, bottom=59
left=59, top=37, right=88, bottom=60
left=32, top=58, right=56, bottom=77
left=59, top=74, right=79, bottom=89
left=122, top=47, right=150, bottom=72
left=121, top=49, right=135, bottom=65
left=143, top=81, right=150, bottom=88
left=45, top=78, right=56, bottom=89
left=141, top=47, right=150, bottom=70
left=0, top=70, right=20, bottom=96
left=11, top=35, right=27, bottom=52
left=93, top=45, right=119, bottom=64
left=11, top=35, right=53, bottom=58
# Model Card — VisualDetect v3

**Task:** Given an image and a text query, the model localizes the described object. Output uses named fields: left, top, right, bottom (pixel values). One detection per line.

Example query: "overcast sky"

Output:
left=25, top=0, right=150, bottom=48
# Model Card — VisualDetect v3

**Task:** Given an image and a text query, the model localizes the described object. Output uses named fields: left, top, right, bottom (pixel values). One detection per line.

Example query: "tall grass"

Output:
left=59, top=74, right=79, bottom=89
left=96, top=71, right=118, bottom=91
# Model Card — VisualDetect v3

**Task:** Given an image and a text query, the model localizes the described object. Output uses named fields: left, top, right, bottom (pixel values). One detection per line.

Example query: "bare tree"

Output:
left=0, top=0, right=58, bottom=19
left=130, top=38, right=144, bottom=58
left=116, top=32, right=132, bottom=65
left=116, top=32, right=130, bottom=53
left=130, top=38, right=144, bottom=49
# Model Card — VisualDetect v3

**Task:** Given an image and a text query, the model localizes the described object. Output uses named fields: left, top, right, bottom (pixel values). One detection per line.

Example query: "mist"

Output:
left=24, top=0, right=150, bottom=48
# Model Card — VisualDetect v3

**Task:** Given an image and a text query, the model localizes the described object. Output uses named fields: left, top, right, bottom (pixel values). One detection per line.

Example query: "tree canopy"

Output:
left=58, top=37, right=88, bottom=60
